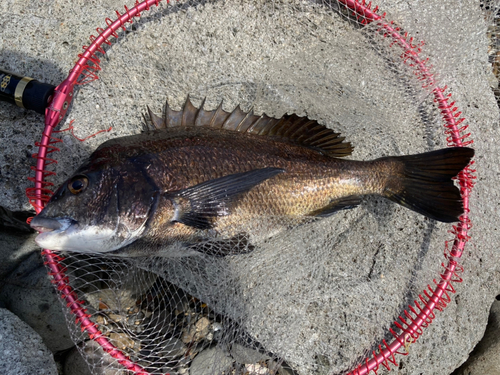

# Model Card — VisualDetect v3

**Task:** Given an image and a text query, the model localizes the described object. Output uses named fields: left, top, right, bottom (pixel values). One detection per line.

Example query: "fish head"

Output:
left=30, top=160, right=159, bottom=253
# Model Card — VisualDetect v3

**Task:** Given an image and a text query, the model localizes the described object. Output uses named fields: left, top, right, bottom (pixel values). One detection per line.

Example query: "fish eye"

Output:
left=68, top=175, right=89, bottom=195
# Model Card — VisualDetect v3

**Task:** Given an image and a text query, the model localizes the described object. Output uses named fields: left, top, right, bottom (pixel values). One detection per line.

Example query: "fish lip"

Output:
left=31, top=216, right=74, bottom=234
left=32, top=217, right=76, bottom=250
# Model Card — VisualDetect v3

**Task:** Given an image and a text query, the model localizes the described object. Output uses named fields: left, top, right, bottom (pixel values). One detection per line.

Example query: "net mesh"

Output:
left=26, top=1, right=493, bottom=374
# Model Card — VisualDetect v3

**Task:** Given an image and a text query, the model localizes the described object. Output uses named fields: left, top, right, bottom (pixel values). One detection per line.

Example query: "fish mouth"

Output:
left=30, top=216, right=73, bottom=234
left=30, top=215, right=143, bottom=254
left=31, top=216, right=75, bottom=250
left=31, top=215, right=111, bottom=253
left=30, top=216, right=70, bottom=233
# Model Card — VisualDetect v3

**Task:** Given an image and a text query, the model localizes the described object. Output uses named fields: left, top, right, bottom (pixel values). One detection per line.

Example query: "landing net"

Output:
left=26, top=1, right=486, bottom=374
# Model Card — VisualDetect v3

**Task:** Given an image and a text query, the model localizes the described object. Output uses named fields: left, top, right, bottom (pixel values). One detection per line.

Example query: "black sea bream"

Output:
left=30, top=98, right=474, bottom=256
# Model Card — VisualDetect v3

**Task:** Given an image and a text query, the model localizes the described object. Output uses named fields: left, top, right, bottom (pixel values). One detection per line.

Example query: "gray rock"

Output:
left=0, top=251, right=74, bottom=352
left=83, top=267, right=157, bottom=312
left=0, top=307, right=58, bottom=375
left=0, top=206, right=32, bottom=233
left=0, top=231, right=38, bottom=282
left=63, top=346, right=92, bottom=375
left=84, top=287, right=137, bottom=313
left=156, top=338, right=187, bottom=361
left=64, top=340, right=131, bottom=375
left=0, top=1, right=499, bottom=375
left=452, top=297, right=500, bottom=375
left=190, top=347, right=234, bottom=375
left=230, top=343, right=269, bottom=365
left=0, top=206, right=39, bottom=281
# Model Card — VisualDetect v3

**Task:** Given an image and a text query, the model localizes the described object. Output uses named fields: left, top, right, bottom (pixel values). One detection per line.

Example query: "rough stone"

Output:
left=156, top=338, right=187, bottom=361
left=452, top=297, right=500, bottom=375
left=0, top=251, right=74, bottom=352
left=63, top=341, right=130, bottom=375
left=0, top=231, right=38, bottom=282
left=190, top=347, right=234, bottom=375
left=0, top=206, right=38, bottom=280
left=0, top=307, right=58, bottom=375
left=63, top=346, right=92, bottom=375
left=230, top=343, right=270, bottom=365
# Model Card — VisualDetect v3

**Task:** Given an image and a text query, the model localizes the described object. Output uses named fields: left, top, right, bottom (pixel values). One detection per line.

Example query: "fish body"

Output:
left=30, top=98, right=474, bottom=256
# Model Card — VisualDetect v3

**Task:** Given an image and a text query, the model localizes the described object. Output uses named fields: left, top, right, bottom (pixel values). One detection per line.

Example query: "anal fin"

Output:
left=308, top=196, right=361, bottom=217
left=189, top=233, right=255, bottom=256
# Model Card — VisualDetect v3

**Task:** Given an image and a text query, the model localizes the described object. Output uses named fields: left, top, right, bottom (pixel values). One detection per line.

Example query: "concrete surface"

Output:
left=0, top=1, right=499, bottom=375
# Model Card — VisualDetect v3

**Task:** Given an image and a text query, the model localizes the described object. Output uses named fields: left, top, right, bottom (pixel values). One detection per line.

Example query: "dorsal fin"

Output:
left=145, top=96, right=353, bottom=157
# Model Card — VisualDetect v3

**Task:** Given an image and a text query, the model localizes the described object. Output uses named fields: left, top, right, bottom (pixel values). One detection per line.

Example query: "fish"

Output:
left=30, top=97, right=474, bottom=257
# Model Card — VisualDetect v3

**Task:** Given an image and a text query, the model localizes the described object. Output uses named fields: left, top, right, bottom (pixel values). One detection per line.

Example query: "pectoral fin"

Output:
left=168, top=167, right=284, bottom=229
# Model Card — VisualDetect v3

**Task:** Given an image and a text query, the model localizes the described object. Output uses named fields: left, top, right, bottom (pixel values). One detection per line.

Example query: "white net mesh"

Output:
left=30, top=1, right=495, bottom=374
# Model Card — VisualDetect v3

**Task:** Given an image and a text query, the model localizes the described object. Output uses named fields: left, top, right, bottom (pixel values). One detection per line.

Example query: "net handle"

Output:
left=26, top=1, right=475, bottom=375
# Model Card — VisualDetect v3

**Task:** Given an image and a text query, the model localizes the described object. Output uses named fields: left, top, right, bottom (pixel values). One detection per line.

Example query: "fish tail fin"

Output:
left=383, top=147, right=474, bottom=222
